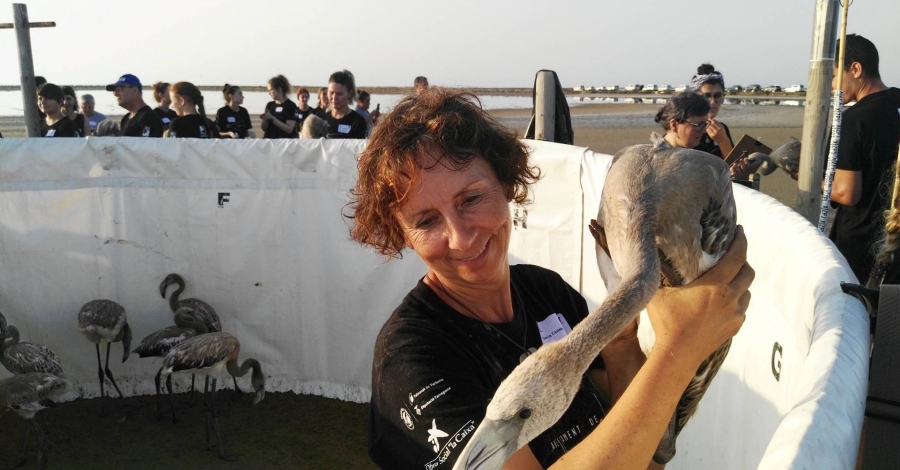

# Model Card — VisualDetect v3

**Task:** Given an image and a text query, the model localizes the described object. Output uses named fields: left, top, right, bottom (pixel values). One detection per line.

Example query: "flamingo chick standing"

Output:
left=160, top=332, right=266, bottom=459
left=453, top=138, right=736, bottom=470
left=77, top=299, right=132, bottom=414
left=159, top=273, right=242, bottom=395
left=0, top=373, right=72, bottom=469
left=133, top=307, right=208, bottom=422
left=0, top=312, right=64, bottom=377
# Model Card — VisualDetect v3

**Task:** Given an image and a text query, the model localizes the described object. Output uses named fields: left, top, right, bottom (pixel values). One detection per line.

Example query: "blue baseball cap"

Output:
left=106, top=74, right=142, bottom=91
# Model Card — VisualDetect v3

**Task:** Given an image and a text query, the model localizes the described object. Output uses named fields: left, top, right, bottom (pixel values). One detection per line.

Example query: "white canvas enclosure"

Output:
left=0, top=138, right=867, bottom=468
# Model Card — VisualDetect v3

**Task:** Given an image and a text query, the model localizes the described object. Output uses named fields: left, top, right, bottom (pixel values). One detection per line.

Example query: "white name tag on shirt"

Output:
left=338, top=124, right=352, bottom=134
left=275, top=106, right=283, bottom=113
left=537, top=313, right=573, bottom=344
left=227, top=116, right=236, bottom=123
left=45, top=129, right=56, bottom=137
left=162, top=117, right=171, bottom=124
left=89, top=121, right=97, bottom=127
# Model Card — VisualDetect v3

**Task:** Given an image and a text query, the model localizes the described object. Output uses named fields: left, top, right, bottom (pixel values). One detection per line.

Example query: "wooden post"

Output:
left=796, top=0, right=840, bottom=224
left=535, top=71, right=555, bottom=142
left=0, top=4, right=56, bottom=137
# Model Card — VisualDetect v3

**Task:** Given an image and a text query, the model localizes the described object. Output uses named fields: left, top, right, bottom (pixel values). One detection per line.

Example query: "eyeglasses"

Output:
left=683, top=121, right=710, bottom=132
left=703, top=92, right=725, bottom=103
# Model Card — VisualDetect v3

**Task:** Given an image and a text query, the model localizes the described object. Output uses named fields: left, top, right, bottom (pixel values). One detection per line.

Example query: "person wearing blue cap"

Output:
left=106, top=74, right=164, bottom=137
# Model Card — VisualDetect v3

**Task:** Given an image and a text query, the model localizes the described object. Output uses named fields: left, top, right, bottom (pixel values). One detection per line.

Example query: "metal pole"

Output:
left=13, top=3, right=40, bottom=137
left=535, top=71, right=555, bottom=142
left=796, top=0, right=840, bottom=224
left=818, top=0, right=852, bottom=232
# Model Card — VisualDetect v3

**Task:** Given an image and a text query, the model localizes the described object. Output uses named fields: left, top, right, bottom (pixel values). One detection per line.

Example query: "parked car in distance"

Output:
left=785, top=84, right=806, bottom=93
left=624, top=84, right=644, bottom=91
left=643, top=84, right=659, bottom=92
left=745, top=84, right=762, bottom=92
left=658, top=84, right=673, bottom=92
left=764, top=85, right=782, bottom=93
left=604, top=85, right=619, bottom=91
left=573, top=85, right=586, bottom=92
left=728, top=85, right=743, bottom=93
left=674, top=84, right=688, bottom=92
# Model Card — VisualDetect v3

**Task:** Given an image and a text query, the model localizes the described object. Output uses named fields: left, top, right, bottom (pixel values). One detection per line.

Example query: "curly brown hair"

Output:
left=346, top=88, right=541, bottom=258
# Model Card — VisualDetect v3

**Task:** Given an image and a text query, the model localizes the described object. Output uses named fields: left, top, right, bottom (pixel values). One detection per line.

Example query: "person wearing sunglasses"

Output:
left=654, top=91, right=711, bottom=150
left=689, top=64, right=733, bottom=158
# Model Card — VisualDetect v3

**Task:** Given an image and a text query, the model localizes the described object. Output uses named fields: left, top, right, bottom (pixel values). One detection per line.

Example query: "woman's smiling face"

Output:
left=396, top=154, right=512, bottom=288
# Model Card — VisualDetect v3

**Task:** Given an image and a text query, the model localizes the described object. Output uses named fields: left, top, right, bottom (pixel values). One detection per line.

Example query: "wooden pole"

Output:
left=535, top=71, right=555, bottom=142
left=796, top=0, right=841, bottom=224
left=13, top=4, right=40, bottom=137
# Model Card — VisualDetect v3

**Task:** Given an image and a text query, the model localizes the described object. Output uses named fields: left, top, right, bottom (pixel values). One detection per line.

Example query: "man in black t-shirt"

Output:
left=106, top=74, right=164, bottom=137
left=827, top=34, right=900, bottom=282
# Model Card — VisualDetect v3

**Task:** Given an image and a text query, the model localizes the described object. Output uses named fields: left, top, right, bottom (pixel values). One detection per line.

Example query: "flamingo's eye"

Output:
left=519, top=408, right=532, bottom=420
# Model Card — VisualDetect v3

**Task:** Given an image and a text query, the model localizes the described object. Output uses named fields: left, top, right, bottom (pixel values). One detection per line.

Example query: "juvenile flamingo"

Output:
left=453, top=138, right=736, bottom=469
left=0, top=373, right=72, bottom=469
left=76, top=299, right=132, bottom=415
left=133, top=307, right=208, bottom=421
left=0, top=312, right=64, bottom=377
left=160, top=332, right=266, bottom=460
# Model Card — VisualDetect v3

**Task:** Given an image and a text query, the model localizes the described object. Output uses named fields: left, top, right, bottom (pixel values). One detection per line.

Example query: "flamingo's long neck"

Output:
left=227, top=358, right=260, bottom=379
left=169, top=280, right=186, bottom=313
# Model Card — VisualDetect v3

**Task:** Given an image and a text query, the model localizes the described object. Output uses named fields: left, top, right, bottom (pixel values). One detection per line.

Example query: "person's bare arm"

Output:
left=830, top=169, right=863, bottom=205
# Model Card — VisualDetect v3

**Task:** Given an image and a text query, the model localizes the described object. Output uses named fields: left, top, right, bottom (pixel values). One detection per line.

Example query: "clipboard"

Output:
left=725, top=134, right=772, bottom=165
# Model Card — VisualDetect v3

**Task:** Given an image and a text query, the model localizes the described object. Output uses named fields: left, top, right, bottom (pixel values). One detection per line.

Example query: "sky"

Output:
left=0, top=0, right=897, bottom=89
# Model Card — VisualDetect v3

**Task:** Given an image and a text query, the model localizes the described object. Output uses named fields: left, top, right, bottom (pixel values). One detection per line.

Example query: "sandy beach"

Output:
left=0, top=102, right=805, bottom=209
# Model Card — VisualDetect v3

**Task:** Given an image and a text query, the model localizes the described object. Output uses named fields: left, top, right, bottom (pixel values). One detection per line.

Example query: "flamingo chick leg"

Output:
left=188, top=374, right=196, bottom=407
left=95, top=343, right=106, bottom=416
left=166, top=374, right=177, bottom=424
left=154, top=368, right=163, bottom=421
left=7, top=418, right=31, bottom=469
left=232, top=376, right=244, bottom=400
left=209, top=379, right=234, bottom=461
left=104, top=343, right=125, bottom=399
left=33, top=417, right=49, bottom=470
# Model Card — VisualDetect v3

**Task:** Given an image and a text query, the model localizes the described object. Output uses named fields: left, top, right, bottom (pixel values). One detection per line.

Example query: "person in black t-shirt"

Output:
left=689, top=64, right=734, bottom=159
left=325, top=70, right=367, bottom=139
left=151, top=82, right=178, bottom=131
left=107, top=74, right=164, bottom=137
left=166, top=82, right=220, bottom=139
left=260, top=75, right=299, bottom=139
left=61, top=86, right=91, bottom=137
left=347, top=89, right=752, bottom=469
left=37, top=84, right=81, bottom=137
left=312, top=87, right=329, bottom=120
left=216, top=84, right=255, bottom=139
left=826, top=34, right=900, bottom=283
left=295, top=87, right=315, bottom=127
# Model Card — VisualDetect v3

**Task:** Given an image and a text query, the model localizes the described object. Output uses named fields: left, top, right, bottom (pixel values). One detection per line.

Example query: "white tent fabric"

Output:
left=0, top=138, right=868, bottom=468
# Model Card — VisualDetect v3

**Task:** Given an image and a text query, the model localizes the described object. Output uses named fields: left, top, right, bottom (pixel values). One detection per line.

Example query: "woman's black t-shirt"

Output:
left=43, top=117, right=81, bottom=137
left=325, top=110, right=367, bottom=139
left=154, top=107, right=178, bottom=130
left=694, top=122, right=733, bottom=158
left=167, top=114, right=220, bottom=138
left=215, top=105, right=253, bottom=138
left=263, top=100, right=299, bottom=139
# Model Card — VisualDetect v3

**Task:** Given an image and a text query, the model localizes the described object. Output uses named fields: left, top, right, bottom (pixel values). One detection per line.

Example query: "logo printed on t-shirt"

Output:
left=427, top=420, right=449, bottom=453
left=401, top=408, right=415, bottom=430
left=424, top=420, right=476, bottom=469
left=142, top=126, right=151, bottom=137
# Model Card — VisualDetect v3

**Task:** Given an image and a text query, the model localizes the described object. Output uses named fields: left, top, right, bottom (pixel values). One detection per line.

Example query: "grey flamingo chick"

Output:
left=747, top=139, right=801, bottom=176
left=159, top=273, right=243, bottom=395
left=77, top=299, right=132, bottom=415
left=453, top=138, right=736, bottom=470
left=0, top=313, right=64, bottom=377
left=160, top=332, right=266, bottom=460
left=133, top=307, right=208, bottom=422
left=0, top=373, right=72, bottom=469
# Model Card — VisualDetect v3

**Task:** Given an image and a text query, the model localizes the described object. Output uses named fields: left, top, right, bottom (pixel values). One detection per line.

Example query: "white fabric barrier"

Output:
left=510, top=141, right=869, bottom=469
left=0, top=138, right=868, bottom=468
left=0, top=137, right=427, bottom=403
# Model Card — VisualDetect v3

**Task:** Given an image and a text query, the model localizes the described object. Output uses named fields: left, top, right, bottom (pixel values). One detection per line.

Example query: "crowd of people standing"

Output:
left=26, top=69, right=394, bottom=140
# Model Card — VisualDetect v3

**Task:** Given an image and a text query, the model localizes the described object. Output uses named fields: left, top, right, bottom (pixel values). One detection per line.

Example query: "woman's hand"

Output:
left=260, top=112, right=273, bottom=121
left=706, top=120, right=727, bottom=144
left=646, top=226, right=753, bottom=368
left=246, top=129, right=257, bottom=139
left=730, top=157, right=752, bottom=180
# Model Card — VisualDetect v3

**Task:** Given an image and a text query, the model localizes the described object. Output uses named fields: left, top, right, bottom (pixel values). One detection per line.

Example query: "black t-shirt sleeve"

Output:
left=206, top=118, right=221, bottom=138
left=215, top=107, right=228, bottom=133
left=836, top=113, right=865, bottom=172
left=369, top=335, right=494, bottom=469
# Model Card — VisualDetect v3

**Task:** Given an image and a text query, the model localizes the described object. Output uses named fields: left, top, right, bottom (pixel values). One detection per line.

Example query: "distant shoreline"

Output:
left=0, top=85, right=806, bottom=100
